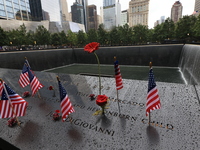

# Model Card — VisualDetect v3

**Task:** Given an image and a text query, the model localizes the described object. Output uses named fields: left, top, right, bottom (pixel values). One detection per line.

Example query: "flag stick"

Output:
left=116, top=90, right=121, bottom=114
left=25, top=57, right=42, bottom=100
left=148, top=62, right=152, bottom=124
left=114, top=56, right=121, bottom=114
left=0, top=79, right=21, bottom=126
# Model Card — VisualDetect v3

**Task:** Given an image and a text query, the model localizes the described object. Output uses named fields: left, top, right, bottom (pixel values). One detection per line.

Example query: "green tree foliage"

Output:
left=67, top=30, right=77, bottom=48
left=118, top=24, right=133, bottom=45
left=26, top=30, right=35, bottom=46
left=0, top=27, right=7, bottom=46
left=133, top=24, right=148, bottom=44
left=109, top=26, right=119, bottom=46
left=193, top=14, right=200, bottom=41
left=175, top=15, right=197, bottom=42
left=87, top=29, right=98, bottom=43
left=161, top=18, right=175, bottom=40
left=35, top=25, right=51, bottom=45
left=59, top=31, right=68, bottom=45
left=97, top=24, right=108, bottom=46
left=77, top=30, right=87, bottom=47
left=51, top=33, right=61, bottom=46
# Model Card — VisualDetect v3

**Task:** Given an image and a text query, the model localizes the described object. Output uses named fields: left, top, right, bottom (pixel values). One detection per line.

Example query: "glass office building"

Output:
left=29, top=0, right=61, bottom=23
left=0, top=0, right=31, bottom=21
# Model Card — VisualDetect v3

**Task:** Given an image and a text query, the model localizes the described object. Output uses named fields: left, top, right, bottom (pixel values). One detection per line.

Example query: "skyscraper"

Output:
left=194, top=0, right=200, bottom=16
left=88, top=5, right=98, bottom=30
left=129, top=0, right=150, bottom=27
left=0, top=0, right=31, bottom=21
left=60, top=0, right=70, bottom=21
left=29, top=0, right=61, bottom=23
left=171, top=1, right=182, bottom=23
left=121, top=10, right=128, bottom=26
left=71, top=1, right=84, bottom=24
left=103, top=0, right=121, bottom=30
left=76, top=0, right=88, bottom=31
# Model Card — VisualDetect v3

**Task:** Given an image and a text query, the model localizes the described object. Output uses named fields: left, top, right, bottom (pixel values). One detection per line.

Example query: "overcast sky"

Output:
left=67, top=0, right=196, bottom=29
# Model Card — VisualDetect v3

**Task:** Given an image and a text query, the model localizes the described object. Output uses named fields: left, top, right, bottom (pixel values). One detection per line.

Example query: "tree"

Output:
left=59, top=31, right=68, bottom=46
left=35, top=25, right=51, bottom=46
left=26, top=30, right=35, bottom=46
left=77, top=30, right=87, bottom=47
left=109, top=26, right=119, bottom=46
left=153, top=24, right=163, bottom=43
left=87, top=29, right=98, bottom=43
left=192, top=14, right=200, bottom=41
left=97, top=24, right=108, bottom=46
left=67, top=30, right=77, bottom=48
left=51, top=33, right=61, bottom=47
left=160, top=18, right=175, bottom=40
left=118, top=24, right=133, bottom=45
left=175, top=15, right=197, bottom=42
left=133, top=24, right=148, bottom=44
left=0, top=27, right=7, bottom=47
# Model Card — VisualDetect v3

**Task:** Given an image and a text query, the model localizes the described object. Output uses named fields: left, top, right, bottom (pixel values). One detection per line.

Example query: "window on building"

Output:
left=0, top=10, right=6, bottom=17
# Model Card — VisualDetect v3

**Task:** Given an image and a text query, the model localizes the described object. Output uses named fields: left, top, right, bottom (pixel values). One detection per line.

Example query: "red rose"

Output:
left=48, top=86, right=54, bottom=90
left=96, top=95, right=108, bottom=107
left=84, top=42, right=99, bottom=53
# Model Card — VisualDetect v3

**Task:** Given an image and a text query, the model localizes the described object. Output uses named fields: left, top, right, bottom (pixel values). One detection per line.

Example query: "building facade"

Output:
left=160, top=16, right=165, bottom=24
left=71, top=2, right=84, bottom=24
left=0, top=0, right=31, bottom=21
left=76, top=0, right=88, bottom=31
left=171, top=1, right=182, bottom=23
left=129, top=0, right=150, bottom=27
left=121, top=10, right=128, bottom=26
left=60, top=0, right=70, bottom=21
left=29, top=0, right=61, bottom=23
left=88, top=5, right=98, bottom=30
left=194, top=0, right=200, bottom=16
left=103, top=0, right=121, bottom=31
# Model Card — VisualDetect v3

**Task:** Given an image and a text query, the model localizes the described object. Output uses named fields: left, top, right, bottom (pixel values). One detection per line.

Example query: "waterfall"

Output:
left=179, top=44, right=200, bottom=85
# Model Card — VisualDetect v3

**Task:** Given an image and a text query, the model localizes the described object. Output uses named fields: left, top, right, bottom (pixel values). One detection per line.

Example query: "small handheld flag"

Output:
left=146, top=62, right=161, bottom=117
left=0, top=79, right=28, bottom=119
left=114, top=56, right=123, bottom=114
left=114, top=57, right=123, bottom=90
left=57, top=76, right=75, bottom=122
left=19, top=58, right=43, bottom=96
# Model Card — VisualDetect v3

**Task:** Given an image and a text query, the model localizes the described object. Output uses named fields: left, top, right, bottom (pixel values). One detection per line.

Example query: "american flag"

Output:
left=19, top=60, right=30, bottom=88
left=114, top=60, right=123, bottom=90
left=0, top=82, right=28, bottom=119
left=19, top=60, right=43, bottom=96
left=146, top=68, right=161, bottom=116
left=58, top=80, right=75, bottom=122
left=0, top=82, right=3, bottom=96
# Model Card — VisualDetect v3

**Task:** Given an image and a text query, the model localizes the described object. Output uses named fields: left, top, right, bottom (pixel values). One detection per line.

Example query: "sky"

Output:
left=67, top=0, right=196, bottom=29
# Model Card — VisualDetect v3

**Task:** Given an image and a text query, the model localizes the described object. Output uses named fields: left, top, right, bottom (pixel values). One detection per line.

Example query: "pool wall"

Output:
left=0, top=45, right=183, bottom=71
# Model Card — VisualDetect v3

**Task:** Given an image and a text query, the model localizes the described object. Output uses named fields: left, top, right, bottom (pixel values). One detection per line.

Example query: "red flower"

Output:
left=48, top=86, right=54, bottom=90
left=55, top=110, right=60, bottom=113
left=7, top=117, right=17, bottom=127
left=22, top=91, right=30, bottom=98
left=84, top=42, right=99, bottom=53
left=89, top=94, right=95, bottom=97
left=96, top=95, right=108, bottom=107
